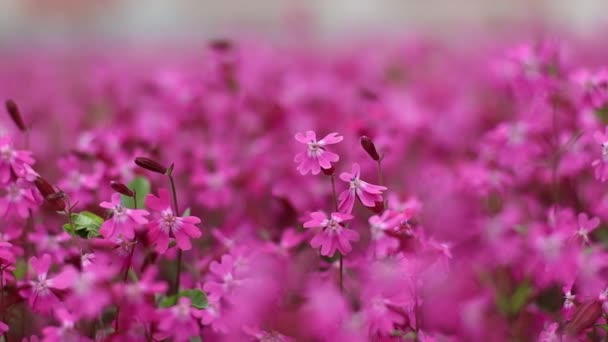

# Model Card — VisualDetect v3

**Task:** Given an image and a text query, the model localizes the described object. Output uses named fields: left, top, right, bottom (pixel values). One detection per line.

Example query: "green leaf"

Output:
left=597, top=324, right=608, bottom=332
left=158, top=289, right=208, bottom=309
left=510, top=281, right=532, bottom=314
left=13, top=259, right=27, bottom=280
left=596, top=106, right=608, bottom=124
left=121, top=176, right=150, bottom=209
left=62, top=211, right=103, bottom=238
left=182, top=207, right=191, bottom=217
left=180, top=289, right=208, bottom=309
left=159, top=294, right=177, bottom=308
left=189, top=337, right=202, bottom=342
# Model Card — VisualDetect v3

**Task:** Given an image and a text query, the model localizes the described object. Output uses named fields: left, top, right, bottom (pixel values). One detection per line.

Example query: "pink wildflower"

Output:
left=303, top=211, right=359, bottom=256
left=0, top=135, right=34, bottom=184
left=20, top=254, right=74, bottom=313
left=99, top=193, right=149, bottom=240
left=338, top=163, right=387, bottom=213
left=155, top=297, right=202, bottom=342
left=294, top=131, right=343, bottom=175
left=574, top=212, right=600, bottom=244
left=146, top=189, right=202, bottom=253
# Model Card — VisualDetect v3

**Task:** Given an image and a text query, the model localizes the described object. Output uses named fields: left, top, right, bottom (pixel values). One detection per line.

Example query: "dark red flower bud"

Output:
left=34, top=177, right=66, bottom=211
left=110, top=181, right=134, bottom=197
left=359, top=88, right=379, bottom=101
left=209, top=39, right=233, bottom=52
left=322, top=166, right=335, bottom=176
left=565, top=300, right=603, bottom=335
left=134, top=157, right=167, bottom=175
left=360, top=136, right=380, bottom=161
left=5, top=99, right=27, bottom=132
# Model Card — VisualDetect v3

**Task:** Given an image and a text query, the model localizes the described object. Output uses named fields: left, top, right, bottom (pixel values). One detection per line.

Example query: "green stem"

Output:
left=330, top=174, right=338, bottom=212
left=168, top=174, right=182, bottom=299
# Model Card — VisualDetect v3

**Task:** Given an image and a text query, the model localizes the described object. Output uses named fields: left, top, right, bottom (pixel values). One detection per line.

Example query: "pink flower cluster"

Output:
left=2, top=36, right=608, bottom=340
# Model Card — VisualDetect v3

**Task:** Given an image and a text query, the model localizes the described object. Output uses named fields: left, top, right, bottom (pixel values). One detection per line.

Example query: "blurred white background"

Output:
left=0, top=0, right=607, bottom=41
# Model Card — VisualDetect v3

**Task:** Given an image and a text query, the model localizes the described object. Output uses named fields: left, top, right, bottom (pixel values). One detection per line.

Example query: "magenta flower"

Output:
left=592, top=127, right=608, bottom=182
left=19, top=254, right=74, bottom=313
left=338, top=163, right=387, bottom=213
left=574, top=212, right=600, bottom=244
left=146, top=189, right=202, bottom=253
left=99, top=193, right=149, bottom=240
left=303, top=211, right=359, bottom=256
left=0, top=180, right=37, bottom=218
left=41, top=308, right=86, bottom=342
left=294, top=131, right=343, bottom=175
left=0, top=135, right=35, bottom=184
left=155, top=297, right=202, bottom=342
left=203, top=254, right=239, bottom=299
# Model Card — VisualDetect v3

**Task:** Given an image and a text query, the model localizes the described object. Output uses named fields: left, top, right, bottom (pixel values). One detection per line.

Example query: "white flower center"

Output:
left=349, top=177, right=361, bottom=190
left=6, top=183, right=23, bottom=202
left=602, top=142, right=608, bottom=161
left=307, top=141, right=324, bottom=158
left=0, top=145, right=15, bottom=163
left=159, top=208, right=182, bottom=233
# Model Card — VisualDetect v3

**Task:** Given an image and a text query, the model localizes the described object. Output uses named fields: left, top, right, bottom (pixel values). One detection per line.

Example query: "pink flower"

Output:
left=155, top=297, right=202, bottom=342
left=303, top=211, right=359, bottom=256
left=294, top=131, right=343, bottom=175
left=0, top=135, right=35, bottom=184
left=574, top=212, right=600, bottom=244
left=0, top=180, right=38, bottom=218
left=592, top=127, right=608, bottom=182
left=338, top=163, right=387, bottom=213
left=146, top=189, right=202, bottom=253
left=20, top=254, right=74, bottom=313
left=41, top=308, right=87, bottom=342
left=99, top=193, right=149, bottom=240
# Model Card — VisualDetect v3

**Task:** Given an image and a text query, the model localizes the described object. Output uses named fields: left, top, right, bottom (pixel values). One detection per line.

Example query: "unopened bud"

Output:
left=322, top=166, right=335, bottom=176
left=360, top=136, right=380, bottom=161
left=209, top=39, right=233, bottom=52
left=34, top=177, right=66, bottom=211
left=565, top=301, right=602, bottom=335
left=5, top=99, right=27, bottom=132
left=134, top=157, right=167, bottom=175
left=110, top=181, right=134, bottom=197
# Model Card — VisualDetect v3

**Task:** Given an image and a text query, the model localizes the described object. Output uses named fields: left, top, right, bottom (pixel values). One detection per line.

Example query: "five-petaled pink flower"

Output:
left=19, top=254, right=74, bottom=313
left=146, top=189, right=202, bottom=253
left=338, top=163, right=387, bottom=213
left=0, top=135, right=35, bottom=184
left=575, top=212, right=600, bottom=244
left=99, top=193, right=149, bottom=240
left=303, top=211, right=359, bottom=256
left=294, top=131, right=343, bottom=175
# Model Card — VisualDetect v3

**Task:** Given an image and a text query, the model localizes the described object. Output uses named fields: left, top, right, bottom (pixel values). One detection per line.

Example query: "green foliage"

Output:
left=497, top=281, right=533, bottom=317
left=63, top=211, right=103, bottom=238
left=159, top=289, right=208, bottom=309
left=121, top=176, right=150, bottom=209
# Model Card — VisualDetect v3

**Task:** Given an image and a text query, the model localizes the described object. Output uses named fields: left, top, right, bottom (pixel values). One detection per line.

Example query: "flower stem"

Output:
left=377, top=158, right=386, bottom=207
left=167, top=173, right=182, bottom=298
left=329, top=174, right=338, bottom=212
left=328, top=174, right=343, bottom=292
left=339, top=253, right=343, bottom=292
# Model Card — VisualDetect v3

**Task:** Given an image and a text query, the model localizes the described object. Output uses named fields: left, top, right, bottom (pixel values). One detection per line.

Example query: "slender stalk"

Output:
left=329, top=174, right=338, bottom=212
left=377, top=158, right=386, bottom=207
left=328, top=174, right=343, bottom=292
left=339, top=254, right=344, bottom=292
left=168, top=174, right=182, bottom=298
left=1, top=266, right=7, bottom=342
left=115, top=190, right=138, bottom=331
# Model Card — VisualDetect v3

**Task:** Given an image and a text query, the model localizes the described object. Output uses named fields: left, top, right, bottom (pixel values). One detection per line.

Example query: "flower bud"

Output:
left=34, top=177, right=66, bottom=211
left=565, top=300, right=602, bottom=335
left=134, top=157, right=167, bottom=175
left=209, top=39, right=233, bottom=52
left=360, top=136, right=380, bottom=161
left=110, top=181, right=134, bottom=197
left=5, top=99, right=27, bottom=132
left=322, top=166, right=335, bottom=176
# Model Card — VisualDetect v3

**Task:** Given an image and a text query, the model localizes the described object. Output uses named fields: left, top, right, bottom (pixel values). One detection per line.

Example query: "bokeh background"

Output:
left=0, top=0, right=607, bottom=42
